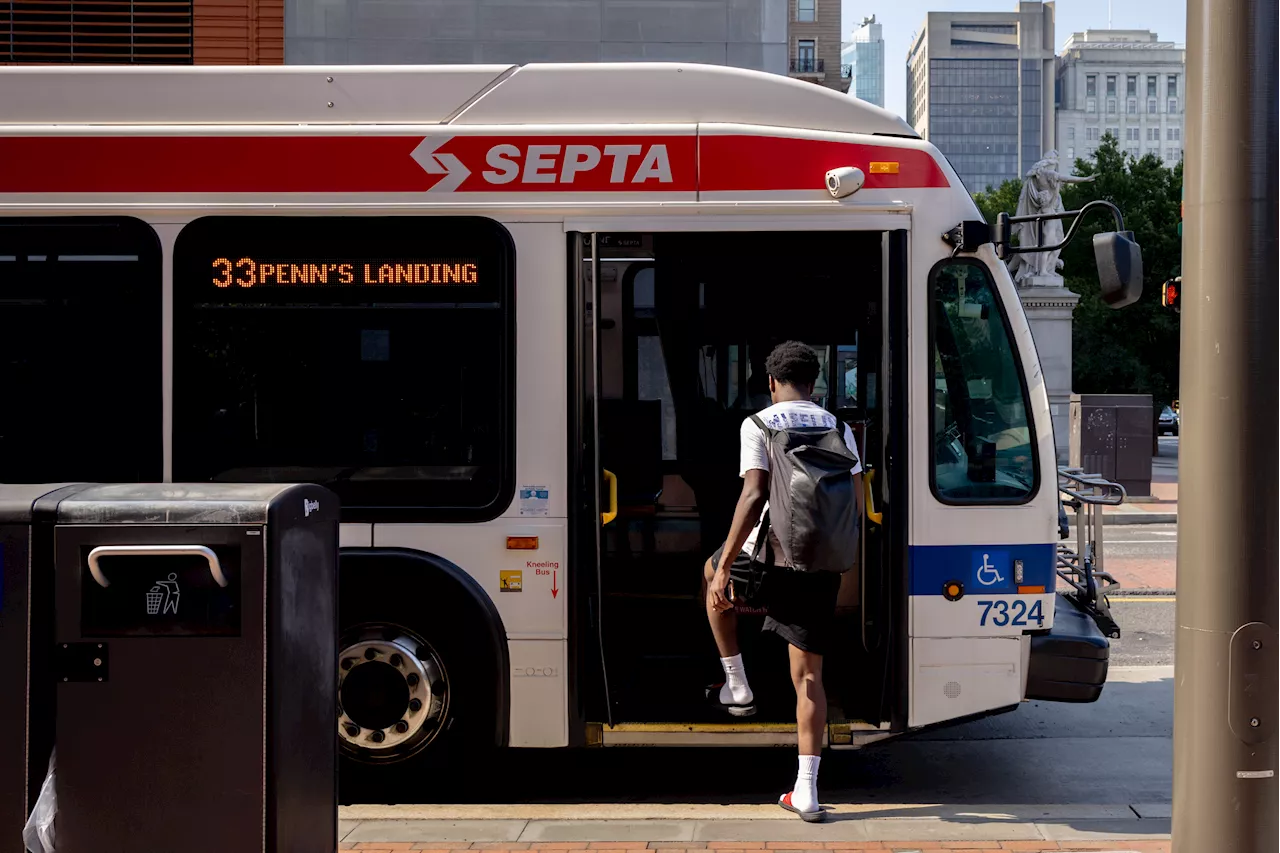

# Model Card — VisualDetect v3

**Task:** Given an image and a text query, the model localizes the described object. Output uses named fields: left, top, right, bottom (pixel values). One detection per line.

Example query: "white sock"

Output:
left=718, top=654, right=753, bottom=705
left=791, top=754, right=820, bottom=813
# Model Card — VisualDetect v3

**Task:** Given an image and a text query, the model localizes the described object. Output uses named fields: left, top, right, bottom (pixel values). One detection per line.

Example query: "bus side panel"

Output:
left=910, top=637, right=1022, bottom=728
left=907, top=187, right=1060, bottom=729
left=375, top=222, right=570, bottom=748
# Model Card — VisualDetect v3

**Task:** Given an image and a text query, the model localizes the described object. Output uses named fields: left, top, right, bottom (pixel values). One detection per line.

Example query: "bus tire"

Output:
left=336, top=548, right=508, bottom=804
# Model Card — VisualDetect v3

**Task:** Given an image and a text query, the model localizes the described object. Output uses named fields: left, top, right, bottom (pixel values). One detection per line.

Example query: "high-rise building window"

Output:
left=1148, top=98, right=1158, bottom=114
left=1107, top=98, right=1117, bottom=114
left=1148, top=127, right=1160, bottom=141
left=1087, top=97, right=1097, bottom=112
left=1067, top=147, right=1075, bottom=159
left=1106, top=75, right=1117, bottom=96
left=796, top=0, right=815, bottom=23
left=1168, top=127, right=1181, bottom=141
left=1127, top=127, right=1140, bottom=141
left=1067, top=127, right=1075, bottom=140
left=1169, top=98, right=1178, bottom=113
left=1147, top=76, right=1158, bottom=97
left=1128, top=99, right=1137, bottom=115
left=1106, top=126, right=1120, bottom=139
left=1086, top=75, right=1097, bottom=97
left=1127, top=75, right=1137, bottom=97
left=1168, top=75, right=1178, bottom=97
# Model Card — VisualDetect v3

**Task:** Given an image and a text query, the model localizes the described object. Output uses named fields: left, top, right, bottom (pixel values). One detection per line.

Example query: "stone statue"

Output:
left=1007, top=151, right=1095, bottom=285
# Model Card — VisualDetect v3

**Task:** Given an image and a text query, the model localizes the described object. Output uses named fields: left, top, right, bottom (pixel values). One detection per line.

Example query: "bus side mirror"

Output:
left=1094, top=231, right=1143, bottom=309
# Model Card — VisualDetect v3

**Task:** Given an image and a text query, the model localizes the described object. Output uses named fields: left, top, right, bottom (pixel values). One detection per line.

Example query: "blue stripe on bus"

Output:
left=909, top=543, right=1056, bottom=596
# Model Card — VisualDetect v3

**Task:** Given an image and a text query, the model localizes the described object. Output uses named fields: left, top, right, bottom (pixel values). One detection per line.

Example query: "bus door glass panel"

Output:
left=930, top=261, right=1037, bottom=503
left=0, top=218, right=162, bottom=483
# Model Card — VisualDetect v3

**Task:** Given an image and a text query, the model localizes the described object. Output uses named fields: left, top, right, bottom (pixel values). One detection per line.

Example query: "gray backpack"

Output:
left=749, top=415, right=860, bottom=574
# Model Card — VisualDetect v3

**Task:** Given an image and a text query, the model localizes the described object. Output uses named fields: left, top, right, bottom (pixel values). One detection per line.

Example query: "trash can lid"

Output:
left=54, top=482, right=331, bottom=525
left=0, top=483, right=85, bottom=523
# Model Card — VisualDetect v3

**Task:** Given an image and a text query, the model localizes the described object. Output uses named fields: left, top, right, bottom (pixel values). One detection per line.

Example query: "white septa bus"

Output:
left=0, top=62, right=1138, bottom=801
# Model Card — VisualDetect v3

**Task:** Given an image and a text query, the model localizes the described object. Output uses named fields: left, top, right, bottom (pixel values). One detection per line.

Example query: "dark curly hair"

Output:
left=764, top=341, right=820, bottom=390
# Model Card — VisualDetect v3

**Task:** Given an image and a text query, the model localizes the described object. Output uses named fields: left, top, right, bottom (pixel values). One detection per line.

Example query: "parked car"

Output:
left=1158, top=405, right=1180, bottom=435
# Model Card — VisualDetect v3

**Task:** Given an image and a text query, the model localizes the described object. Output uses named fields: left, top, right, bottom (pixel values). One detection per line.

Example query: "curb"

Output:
left=1105, top=512, right=1177, bottom=525
left=1110, top=588, right=1176, bottom=597
left=1068, top=511, right=1178, bottom=526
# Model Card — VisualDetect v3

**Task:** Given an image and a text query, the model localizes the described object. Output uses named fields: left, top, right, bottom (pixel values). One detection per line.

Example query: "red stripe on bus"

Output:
left=0, top=135, right=699, bottom=194
left=698, top=135, right=950, bottom=191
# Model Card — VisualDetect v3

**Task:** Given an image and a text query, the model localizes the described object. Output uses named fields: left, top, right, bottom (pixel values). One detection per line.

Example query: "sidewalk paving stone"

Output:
left=339, top=842, right=1171, bottom=853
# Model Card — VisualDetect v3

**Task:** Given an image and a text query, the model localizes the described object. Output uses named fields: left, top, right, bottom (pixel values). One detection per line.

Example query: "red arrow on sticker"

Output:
left=551, top=570, right=559, bottom=599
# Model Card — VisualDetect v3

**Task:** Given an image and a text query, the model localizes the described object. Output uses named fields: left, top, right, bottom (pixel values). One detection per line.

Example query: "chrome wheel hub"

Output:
left=337, top=627, right=447, bottom=761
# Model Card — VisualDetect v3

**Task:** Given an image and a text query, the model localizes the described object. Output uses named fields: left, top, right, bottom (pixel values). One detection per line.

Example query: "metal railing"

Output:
left=1056, top=466, right=1126, bottom=638
left=790, top=57, right=825, bottom=74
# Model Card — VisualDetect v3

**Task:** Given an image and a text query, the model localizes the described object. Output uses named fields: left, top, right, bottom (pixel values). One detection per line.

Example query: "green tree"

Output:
left=972, top=179, right=1022, bottom=229
left=974, top=135, right=1182, bottom=407
left=1060, top=136, right=1182, bottom=408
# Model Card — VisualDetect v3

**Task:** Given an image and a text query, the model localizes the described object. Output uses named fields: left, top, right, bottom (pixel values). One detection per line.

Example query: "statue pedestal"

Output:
left=1017, top=276, right=1080, bottom=463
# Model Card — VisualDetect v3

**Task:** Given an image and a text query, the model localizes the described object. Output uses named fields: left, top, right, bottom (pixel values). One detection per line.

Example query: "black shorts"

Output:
left=710, top=546, right=841, bottom=655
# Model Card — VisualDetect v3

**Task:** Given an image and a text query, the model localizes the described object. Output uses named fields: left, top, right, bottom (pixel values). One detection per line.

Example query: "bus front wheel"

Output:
left=337, top=557, right=501, bottom=803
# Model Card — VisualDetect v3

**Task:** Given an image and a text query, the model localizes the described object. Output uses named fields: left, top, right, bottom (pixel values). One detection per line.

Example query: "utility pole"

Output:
left=1174, top=0, right=1278, bottom=851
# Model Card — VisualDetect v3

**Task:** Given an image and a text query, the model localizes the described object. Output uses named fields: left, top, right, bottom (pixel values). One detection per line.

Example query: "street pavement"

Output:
left=1099, top=526, right=1178, bottom=593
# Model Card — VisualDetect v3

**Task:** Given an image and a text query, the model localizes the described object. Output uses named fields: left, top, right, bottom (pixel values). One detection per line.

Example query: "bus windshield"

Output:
left=930, top=260, right=1037, bottom=503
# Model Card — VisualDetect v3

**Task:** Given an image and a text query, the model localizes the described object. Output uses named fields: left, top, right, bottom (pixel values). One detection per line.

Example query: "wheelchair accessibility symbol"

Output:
left=976, top=554, right=1005, bottom=587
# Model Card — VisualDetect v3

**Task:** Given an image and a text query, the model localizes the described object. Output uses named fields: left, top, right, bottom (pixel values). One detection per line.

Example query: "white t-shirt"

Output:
left=739, top=400, right=863, bottom=563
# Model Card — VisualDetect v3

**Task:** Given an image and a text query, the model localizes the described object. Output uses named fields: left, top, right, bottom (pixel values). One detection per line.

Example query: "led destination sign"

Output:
left=211, top=257, right=480, bottom=288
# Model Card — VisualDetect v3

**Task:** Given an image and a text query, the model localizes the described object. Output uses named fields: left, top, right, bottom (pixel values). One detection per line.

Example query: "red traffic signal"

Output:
left=1162, top=278, right=1181, bottom=312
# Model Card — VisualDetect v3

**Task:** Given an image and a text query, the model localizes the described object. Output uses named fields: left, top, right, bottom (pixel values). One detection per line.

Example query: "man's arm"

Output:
left=707, top=469, right=769, bottom=612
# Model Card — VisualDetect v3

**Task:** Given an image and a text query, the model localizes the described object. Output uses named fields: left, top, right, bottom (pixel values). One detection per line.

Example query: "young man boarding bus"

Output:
left=702, top=341, right=864, bottom=822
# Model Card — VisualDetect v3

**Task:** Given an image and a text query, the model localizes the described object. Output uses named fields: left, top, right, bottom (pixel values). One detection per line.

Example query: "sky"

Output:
left=840, top=0, right=1188, bottom=119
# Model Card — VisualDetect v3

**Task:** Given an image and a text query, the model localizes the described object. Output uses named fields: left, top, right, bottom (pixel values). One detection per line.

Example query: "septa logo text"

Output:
left=483, top=144, right=673, bottom=185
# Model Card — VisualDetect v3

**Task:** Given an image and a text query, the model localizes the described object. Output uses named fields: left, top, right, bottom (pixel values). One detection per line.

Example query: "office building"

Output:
left=1056, top=30, right=1186, bottom=168
left=841, top=15, right=885, bottom=106
left=907, top=1, right=1057, bottom=193
left=2, top=1, right=794, bottom=74
left=289, top=0, right=792, bottom=70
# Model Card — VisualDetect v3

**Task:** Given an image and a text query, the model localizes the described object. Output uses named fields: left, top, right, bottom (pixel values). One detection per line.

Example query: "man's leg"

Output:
left=789, top=644, right=825, bottom=753
left=787, top=644, right=825, bottom=813
left=703, top=556, right=739, bottom=656
left=703, top=555, right=754, bottom=710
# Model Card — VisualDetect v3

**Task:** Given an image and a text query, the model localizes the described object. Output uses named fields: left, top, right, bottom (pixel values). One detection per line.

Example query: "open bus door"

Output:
left=570, top=227, right=908, bottom=740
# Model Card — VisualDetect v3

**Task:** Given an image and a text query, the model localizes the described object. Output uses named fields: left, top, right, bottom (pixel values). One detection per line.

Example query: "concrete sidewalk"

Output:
left=337, top=804, right=1172, bottom=852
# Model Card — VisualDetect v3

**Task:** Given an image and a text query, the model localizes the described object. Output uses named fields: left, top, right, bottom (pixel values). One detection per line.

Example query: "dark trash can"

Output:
left=20, top=483, right=338, bottom=853
left=0, top=483, right=86, bottom=852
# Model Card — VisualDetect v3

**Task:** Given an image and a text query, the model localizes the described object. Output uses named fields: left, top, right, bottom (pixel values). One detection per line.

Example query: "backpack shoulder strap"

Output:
left=749, top=414, right=774, bottom=436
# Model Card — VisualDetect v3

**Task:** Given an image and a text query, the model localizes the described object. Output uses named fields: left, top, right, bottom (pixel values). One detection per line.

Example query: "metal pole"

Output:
left=1174, top=0, right=1278, bottom=851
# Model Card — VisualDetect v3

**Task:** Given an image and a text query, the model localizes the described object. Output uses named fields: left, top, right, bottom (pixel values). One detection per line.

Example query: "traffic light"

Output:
left=1162, top=277, right=1182, bottom=312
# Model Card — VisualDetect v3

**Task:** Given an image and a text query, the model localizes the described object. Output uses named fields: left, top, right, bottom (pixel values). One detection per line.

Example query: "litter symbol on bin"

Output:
left=146, top=573, right=181, bottom=615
